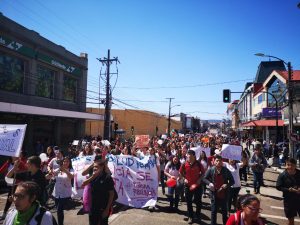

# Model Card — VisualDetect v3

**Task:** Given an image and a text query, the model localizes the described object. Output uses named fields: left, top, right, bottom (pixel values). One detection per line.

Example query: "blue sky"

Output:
left=1, top=0, right=300, bottom=120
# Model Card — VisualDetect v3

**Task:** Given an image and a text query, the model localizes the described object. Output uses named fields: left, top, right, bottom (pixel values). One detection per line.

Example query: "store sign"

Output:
left=0, top=35, right=35, bottom=58
left=262, top=107, right=281, bottom=118
left=0, top=34, right=82, bottom=76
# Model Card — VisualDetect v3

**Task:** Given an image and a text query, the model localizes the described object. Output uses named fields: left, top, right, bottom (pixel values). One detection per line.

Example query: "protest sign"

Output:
left=0, top=124, right=27, bottom=157
left=71, top=155, right=95, bottom=197
left=135, top=135, right=150, bottom=148
left=191, top=146, right=211, bottom=160
left=107, top=154, right=158, bottom=208
left=221, top=144, right=242, bottom=161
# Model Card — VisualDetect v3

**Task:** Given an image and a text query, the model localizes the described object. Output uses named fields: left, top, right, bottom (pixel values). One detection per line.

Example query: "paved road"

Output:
left=0, top=168, right=299, bottom=225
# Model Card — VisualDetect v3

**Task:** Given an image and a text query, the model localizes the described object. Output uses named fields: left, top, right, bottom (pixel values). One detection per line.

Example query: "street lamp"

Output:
left=255, top=53, right=294, bottom=158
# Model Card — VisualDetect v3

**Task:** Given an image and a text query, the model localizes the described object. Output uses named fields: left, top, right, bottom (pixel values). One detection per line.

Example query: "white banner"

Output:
left=191, top=146, right=211, bottom=160
left=107, top=154, right=158, bottom=208
left=221, top=144, right=242, bottom=161
left=71, top=155, right=95, bottom=197
left=0, top=124, right=27, bottom=157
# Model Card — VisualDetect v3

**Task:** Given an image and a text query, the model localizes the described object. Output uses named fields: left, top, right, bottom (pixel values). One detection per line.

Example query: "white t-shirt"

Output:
left=223, top=162, right=242, bottom=188
left=52, top=169, right=74, bottom=198
left=164, top=161, right=180, bottom=178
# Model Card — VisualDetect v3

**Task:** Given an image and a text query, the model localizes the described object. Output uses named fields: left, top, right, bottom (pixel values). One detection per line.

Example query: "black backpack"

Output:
left=35, top=207, right=58, bottom=225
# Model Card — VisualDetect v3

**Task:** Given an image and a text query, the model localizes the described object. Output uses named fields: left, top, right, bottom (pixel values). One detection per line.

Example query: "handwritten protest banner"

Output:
left=191, top=146, right=211, bottom=160
left=221, top=144, right=242, bottom=161
left=0, top=124, right=27, bottom=157
left=135, top=135, right=150, bottom=148
left=107, top=154, right=158, bottom=208
left=71, top=155, right=95, bottom=197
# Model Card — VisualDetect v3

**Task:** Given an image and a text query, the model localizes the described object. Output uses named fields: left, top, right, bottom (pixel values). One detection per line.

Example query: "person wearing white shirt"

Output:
left=223, top=159, right=245, bottom=212
left=46, top=157, right=74, bottom=225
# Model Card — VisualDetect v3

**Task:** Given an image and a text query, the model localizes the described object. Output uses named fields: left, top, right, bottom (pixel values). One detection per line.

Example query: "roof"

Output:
left=276, top=70, right=300, bottom=81
left=253, top=83, right=263, bottom=97
left=255, top=61, right=286, bottom=83
left=241, top=120, right=284, bottom=127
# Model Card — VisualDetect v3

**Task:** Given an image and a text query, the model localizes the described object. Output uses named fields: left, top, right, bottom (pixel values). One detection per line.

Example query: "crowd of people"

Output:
left=0, top=133, right=299, bottom=225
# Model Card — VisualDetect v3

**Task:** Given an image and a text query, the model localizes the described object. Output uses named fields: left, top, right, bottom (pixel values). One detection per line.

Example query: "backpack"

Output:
left=35, top=207, right=58, bottom=225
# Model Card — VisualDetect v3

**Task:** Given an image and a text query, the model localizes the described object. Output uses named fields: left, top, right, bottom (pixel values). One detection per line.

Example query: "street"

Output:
left=0, top=168, right=299, bottom=225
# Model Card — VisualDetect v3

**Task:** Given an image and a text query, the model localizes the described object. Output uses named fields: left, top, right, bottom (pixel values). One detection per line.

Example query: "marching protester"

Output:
left=249, top=143, right=268, bottom=194
left=164, top=155, right=181, bottom=211
left=3, top=181, right=57, bottom=225
left=6, top=156, right=47, bottom=206
left=46, top=157, right=74, bottom=225
left=199, top=151, right=209, bottom=197
left=240, top=148, right=250, bottom=184
left=276, top=158, right=300, bottom=225
left=223, top=159, right=245, bottom=212
left=226, top=194, right=264, bottom=225
left=179, top=149, right=204, bottom=224
left=203, top=155, right=234, bottom=225
left=82, top=158, right=115, bottom=225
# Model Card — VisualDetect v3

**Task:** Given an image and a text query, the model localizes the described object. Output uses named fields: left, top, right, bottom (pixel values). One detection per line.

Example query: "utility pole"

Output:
left=98, top=50, right=119, bottom=141
left=288, top=62, right=295, bottom=158
left=166, top=98, right=174, bottom=137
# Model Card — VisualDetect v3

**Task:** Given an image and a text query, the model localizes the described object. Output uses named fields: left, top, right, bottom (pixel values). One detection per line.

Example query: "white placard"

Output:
left=72, top=140, right=79, bottom=146
left=0, top=124, right=27, bottom=157
left=191, top=146, right=211, bottom=160
left=221, top=144, right=242, bottom=161
left=107, top=154, right=158, bottom=208
left=71, top=155, right=95, bottom=197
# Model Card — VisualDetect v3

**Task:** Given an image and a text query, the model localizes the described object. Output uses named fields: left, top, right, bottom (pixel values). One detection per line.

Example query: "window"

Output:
left=35, top=65, right=54, bottom=98
left=0, top=53, right=24, bottom=93
left=63, top=75, right=77, bottom=102
left=258, top=94, right=263, bottom=104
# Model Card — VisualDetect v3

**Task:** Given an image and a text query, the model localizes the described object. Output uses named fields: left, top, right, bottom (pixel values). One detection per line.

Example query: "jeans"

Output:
left=228, top=187, right=241, bottom=211
left=253, top=172, right=263, bottom=191
left=167, top=186, right=180, bottom=208
left=160, top=171, right=165, bottom=194
left=55, top=197, right=69, bottom=225
left=89, top=211, right=108, bottom=225
left=184, top=185, right=202, bottom=219
left=239, top=166, right=247, bottom=182
left=211, top=195, right=228, bottom=225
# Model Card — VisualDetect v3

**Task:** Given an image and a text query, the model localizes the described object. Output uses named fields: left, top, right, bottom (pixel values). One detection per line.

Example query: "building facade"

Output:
left=0, top=14, right=101, bottom=154
left=86, top=108, right=182, bottom=139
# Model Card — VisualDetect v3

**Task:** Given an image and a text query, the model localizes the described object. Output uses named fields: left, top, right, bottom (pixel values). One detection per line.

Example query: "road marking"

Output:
left=270, top=206, right=284, bottom=210
left=261, top=213, right=300, bottom=222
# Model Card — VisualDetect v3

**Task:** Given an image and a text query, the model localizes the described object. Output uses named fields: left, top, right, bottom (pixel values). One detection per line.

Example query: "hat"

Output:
left=53, top=146, right=60, bottom=152
left=187, top=149, right=196, bottom=156
left=214, top=149, right=221, bottom=155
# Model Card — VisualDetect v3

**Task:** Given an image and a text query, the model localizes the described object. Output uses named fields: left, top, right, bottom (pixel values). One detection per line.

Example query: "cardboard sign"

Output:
left=0, top=124, right=27, bottom=157
left=221, top=144, right=242, bottom=161
left=135, top=135, right=150, bottom=148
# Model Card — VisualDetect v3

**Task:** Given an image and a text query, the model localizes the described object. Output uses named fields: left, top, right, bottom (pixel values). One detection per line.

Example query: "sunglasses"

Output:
left=13, top=193, right=27, bottom=200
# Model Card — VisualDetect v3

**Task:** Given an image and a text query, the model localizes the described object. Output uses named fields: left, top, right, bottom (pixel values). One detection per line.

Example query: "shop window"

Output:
left=0, top=53, right=24, bottom=93
left=63, top=75, right=77, bottom=102
left=35, top=65, right=54, bottom=98
left=258, top=94, right=263, bottom=104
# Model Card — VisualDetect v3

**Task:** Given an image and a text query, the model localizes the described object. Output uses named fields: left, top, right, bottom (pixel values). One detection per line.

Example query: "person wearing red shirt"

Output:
left=179, top=149, right=204, bottom=224
left=226, top=194, right=264, bottom=225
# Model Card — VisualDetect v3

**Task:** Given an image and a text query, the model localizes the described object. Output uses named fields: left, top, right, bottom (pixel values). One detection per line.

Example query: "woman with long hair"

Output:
left=226, top=194, right=264, bottom=225
left=164, top=155, right=181, bottom=211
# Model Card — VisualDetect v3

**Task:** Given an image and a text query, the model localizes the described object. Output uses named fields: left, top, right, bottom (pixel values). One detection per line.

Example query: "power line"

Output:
left=115, top=78, right=253, bottom=90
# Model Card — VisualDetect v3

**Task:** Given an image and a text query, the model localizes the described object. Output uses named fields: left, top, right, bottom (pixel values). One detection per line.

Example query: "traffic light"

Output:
left=223, top=89, right=231, bottom=103
left=114, top=123, right=118, bottom=131
left=131, top=126, right=134, bottom=131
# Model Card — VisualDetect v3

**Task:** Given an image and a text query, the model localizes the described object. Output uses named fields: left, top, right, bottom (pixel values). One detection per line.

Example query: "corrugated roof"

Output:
left=241, top=120, right=284, bottom=127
